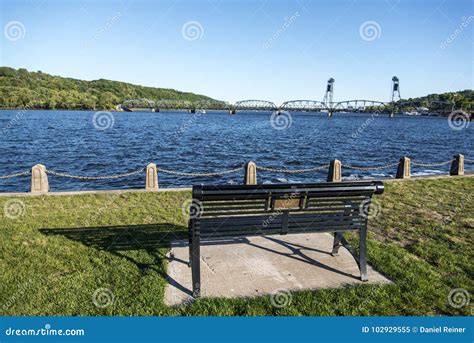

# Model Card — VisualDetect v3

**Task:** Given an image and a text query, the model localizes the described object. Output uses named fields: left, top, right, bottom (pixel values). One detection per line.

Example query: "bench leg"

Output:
left=359, top=227, right=368, bottom=281
left=331, top=232, right=342, bottom=256
left=191, top=234, right=201, bottom=298
left=188, top=236, right=192, bottom=268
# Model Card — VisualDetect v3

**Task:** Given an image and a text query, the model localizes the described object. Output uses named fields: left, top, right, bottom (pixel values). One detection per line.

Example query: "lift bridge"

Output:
left=121, top=77, right=462, bottom=117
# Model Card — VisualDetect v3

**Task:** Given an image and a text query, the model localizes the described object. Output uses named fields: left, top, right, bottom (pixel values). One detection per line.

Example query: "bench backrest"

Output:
left=190, top=181, right=384, bottom=240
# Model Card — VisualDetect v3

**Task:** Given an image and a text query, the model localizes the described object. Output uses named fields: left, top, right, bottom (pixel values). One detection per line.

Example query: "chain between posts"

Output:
left=45, top=168, right=145, bottom=180
left=256, top=165, right=330, bottom=173
left=157, top=166, right=244, bottom=177
left=0, top=171, right=30, bottom=179
left=0, top=158, right=471, bottom=180
left=411, top=159, right=454, bottom=167
left=342, top=162, right=399, bottom=171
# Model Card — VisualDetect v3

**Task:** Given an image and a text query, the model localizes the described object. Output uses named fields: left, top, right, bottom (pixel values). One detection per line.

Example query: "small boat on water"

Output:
left=403, top=111, right=420, bottom=116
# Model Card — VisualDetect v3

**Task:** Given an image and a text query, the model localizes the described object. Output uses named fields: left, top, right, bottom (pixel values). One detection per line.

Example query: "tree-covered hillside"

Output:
left=402, top=90, right=473, bottom=112
left=0, top=67, right=219, bottom=110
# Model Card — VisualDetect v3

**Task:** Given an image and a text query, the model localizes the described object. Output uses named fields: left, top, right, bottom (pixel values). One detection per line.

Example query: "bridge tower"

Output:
left=391, top=76, right=401, bottom=102
left=323, top=78, right=335, bottom=117
left=390, top=76, right=401, bottom=118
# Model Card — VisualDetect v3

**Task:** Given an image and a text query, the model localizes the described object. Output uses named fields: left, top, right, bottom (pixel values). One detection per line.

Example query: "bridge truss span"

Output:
left=233, top=100, right=277, bottom=112
left=279, top=100, right=328, bottom=112
left=332, top=100, right=389, bottom=113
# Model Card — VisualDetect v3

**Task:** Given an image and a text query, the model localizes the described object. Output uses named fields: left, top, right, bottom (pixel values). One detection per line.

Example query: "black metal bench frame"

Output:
left=187, top=181, right=384, bottom=298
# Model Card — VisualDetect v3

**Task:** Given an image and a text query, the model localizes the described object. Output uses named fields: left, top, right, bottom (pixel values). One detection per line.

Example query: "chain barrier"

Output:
left=342, top=162, right=399, bottom=171
left=157, top=166, right=244, bottom=177
left=45, top=168, right=145, bottom=180
left=411, top=159, right=454, bottom=167
left=1, top=157, right=471, bottom=180
left=256, top=165, right=330, bottom=173
left=0, top=170, right=30, bottom=179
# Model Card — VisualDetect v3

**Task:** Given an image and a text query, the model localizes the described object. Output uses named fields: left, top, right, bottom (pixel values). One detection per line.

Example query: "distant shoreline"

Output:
left=0, top=108, right=463, bottom=118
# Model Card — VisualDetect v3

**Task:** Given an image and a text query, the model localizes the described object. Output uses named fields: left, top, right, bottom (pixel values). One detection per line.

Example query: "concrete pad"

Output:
left=165, top=233, right=390, bottom=306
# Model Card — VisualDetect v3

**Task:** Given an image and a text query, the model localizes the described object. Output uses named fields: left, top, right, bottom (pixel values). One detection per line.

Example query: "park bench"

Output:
left=187, top=181, right=384, bottom=298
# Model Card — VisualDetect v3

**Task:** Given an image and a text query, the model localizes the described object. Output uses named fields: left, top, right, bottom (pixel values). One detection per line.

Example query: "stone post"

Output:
left=450, top=154, right=464, bottom=176
left=31, top=164, right=49, bottom=193
left=145, top=163, right=159, bottom=191
left=396, top=157, right=411, bottom=179
left=327, top=159, right=342, bottom=182
left=244, top=161, right=257, bottom=185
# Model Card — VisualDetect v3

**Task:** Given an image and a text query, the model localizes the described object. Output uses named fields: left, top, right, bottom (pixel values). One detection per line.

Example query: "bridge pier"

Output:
left=229, top=109, right=236, bottom=115
left=327, top=111, right=333, bottom=118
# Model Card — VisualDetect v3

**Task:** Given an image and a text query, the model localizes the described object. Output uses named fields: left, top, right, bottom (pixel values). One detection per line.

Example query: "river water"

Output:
left=0, top=110, right=472, bottom=192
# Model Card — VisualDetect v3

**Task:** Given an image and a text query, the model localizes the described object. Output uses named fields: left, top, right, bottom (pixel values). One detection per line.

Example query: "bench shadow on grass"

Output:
left=40, top=225, right=362, bottom=298
left=40, top=223, right=193, bottom=295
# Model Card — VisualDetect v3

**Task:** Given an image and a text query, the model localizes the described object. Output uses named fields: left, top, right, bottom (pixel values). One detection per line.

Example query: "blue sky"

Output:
left=0, top=0, right=472, bottom=104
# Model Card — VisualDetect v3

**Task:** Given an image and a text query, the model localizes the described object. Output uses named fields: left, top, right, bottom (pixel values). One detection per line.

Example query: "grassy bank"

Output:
left=0, top=177, right=472, bottom=316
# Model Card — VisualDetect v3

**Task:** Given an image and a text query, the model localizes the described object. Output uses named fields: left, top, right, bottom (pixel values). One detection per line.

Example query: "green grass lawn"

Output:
left=1, top=177, right=472, bottom=316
